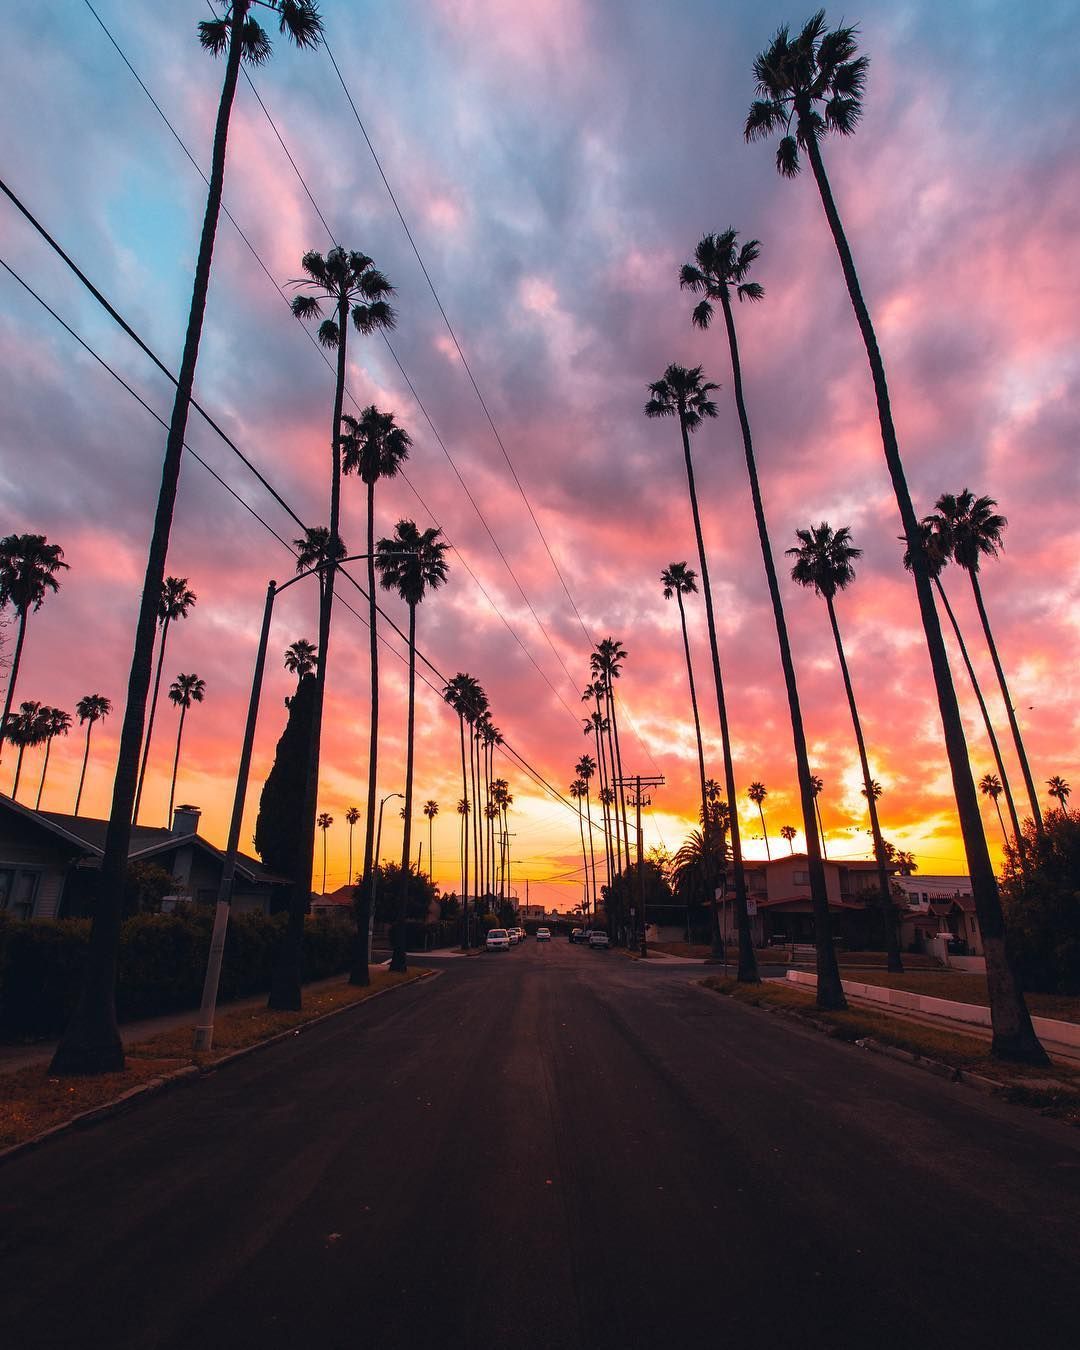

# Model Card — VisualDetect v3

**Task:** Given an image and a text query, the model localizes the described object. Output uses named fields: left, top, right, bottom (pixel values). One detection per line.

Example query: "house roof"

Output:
left=313, top=885, right=356, bottom=907
left=39, top=811, right=173, bottom=855
left=0, top=795, right=97, bottom=854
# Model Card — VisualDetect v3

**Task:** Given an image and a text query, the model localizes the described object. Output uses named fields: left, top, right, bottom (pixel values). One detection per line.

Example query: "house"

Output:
left=0, top=795, right=289, bottom=919
left=893, top=875, right=983, bottom=956
left=716, top=853, right=901, bottom=948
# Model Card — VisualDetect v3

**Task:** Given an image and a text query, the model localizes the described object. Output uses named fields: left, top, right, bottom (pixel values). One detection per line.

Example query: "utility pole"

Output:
left=614, top=773, right=664, bottom=957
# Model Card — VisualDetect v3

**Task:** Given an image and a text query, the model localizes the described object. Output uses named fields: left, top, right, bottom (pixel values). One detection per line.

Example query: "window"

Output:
left=0, top=868, right=41, bottom=920
left=793, top=870, right=810, bottom=886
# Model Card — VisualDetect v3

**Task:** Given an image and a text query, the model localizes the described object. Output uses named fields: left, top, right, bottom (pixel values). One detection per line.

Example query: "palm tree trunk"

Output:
left=583, top=788, right=598, bottom=914
left=676, top=590, right=722, bottom=957
left=0, top=607, right=28, bottom=769
left=322, top=830, right=328, bottom=896
left=575, top=800, right=588, bottom=905
left=993, top=796, right=1008, bottom=846
left=593, top=720, right=614, bottom=890
left=677, top=413, right=759, bottom=982
left=12, top=741, right=26, bottom=800
left=133, top=616, right=168, bottom=825
left=275, top=290, right=348, bottom=1008
left=757, top=804, right=772, bottom=861
left=75, top=720, right=94, bottom=816
left=35, top=735, right=53, bottom=811
left=607, top=686, right=633, bottom=868
left=471, top=728, right=481, bottom=928
left=825, top=594, right=903, bottom=972
left=429, top=816, right=434, bottom=884
left=968, top=569, right=1042, bottom=833
left=815, top=797, right=827, bottom=859
left=459, top=714, right=468, bottom=946
left=800, top=117, right=1044, bottom=1062
left=51, top=1, right=247, bottom=1074
left=351, top=480, right=380, bottom=988
left=390, top=605, right=417, bottom=973
left=347, top=823, right=353, bottom=890
left=167, top=703, right=187, bottom=827
left=934, top=577, right=1024, bottom=849
left=719, top=286, right=841, bottom=1006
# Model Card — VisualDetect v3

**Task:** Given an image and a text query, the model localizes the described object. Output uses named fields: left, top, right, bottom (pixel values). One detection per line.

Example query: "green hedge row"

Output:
left=0, top=909, right=355, bottom=1038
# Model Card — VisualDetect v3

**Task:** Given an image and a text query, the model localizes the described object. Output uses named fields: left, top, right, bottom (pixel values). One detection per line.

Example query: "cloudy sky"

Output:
left=2, top=0, right=1077, bottom=905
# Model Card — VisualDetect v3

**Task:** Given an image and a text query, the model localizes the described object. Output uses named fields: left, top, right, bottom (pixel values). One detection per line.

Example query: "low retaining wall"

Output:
left=785, top=970, right=1080, bottom=1050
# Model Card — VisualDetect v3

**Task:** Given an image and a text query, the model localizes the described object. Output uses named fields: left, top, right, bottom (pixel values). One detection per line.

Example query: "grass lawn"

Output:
left=1, top=968, right=431, bottom=1153
left=699, top=975, right=1080, bottom=1124
left=837, top=971, right=1080, bottom=1026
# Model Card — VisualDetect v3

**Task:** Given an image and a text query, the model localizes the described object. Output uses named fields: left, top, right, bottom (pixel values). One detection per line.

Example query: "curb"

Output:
left=0, top=969, right=437, bottom=1169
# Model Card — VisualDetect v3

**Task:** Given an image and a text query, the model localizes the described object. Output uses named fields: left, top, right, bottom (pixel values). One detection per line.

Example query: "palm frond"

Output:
left=352, top=300, right=397, bottom=334
left=356, top=265, right=394, bottom=300
left=317, top=318, right=340, bottom=348
left=278, top=0, right=324, bottom=48
left=198, top=18, right=229, bottom=56
left=300, top=250, right=329, bottom=286
left=776, top=135, right=801, bottom=177
left=745, top=99, right=787, bottom=142
left=643, top=397, right=671, bottom=419
left=240, top=17, right=272, bottom=66
left=825, top=95, right=862, bottom=135
left=831, top=55, right=869, bottom=97
left=737, top=282, right=765, bottom=303
left=291, top=294, right=322, bottom=320
left=691, top=299, right=713, bottom=329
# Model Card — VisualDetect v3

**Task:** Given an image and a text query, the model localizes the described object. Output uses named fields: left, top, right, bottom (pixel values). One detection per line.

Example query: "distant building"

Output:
left=0, top=795, right=288, bottom=919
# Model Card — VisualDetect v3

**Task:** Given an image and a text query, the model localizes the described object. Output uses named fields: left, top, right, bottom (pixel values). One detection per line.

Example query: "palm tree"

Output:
left=284, top=639, right=317, bottom=685
left=569, top=779, right=590, bottom=908
left=344, top=804, right=361, bottom=884
left=445, top=674, right=481, bottom=945
left=35, top=707, right=72, bottom=810
left=1047, top=776, right=1071, bottom=815
left=788, top=521, right=902, bottom=968
left=423, top=800, right=439, bottom=882
left=903, top=523, right=1023, bottom=851
left=456, top=796, right=470, bottom=936
left=52, top=5, right=323, bottom=1076
left=574, top=755, right=598, bottom=913
left=645, top=365, right=758, bottom=983
left=747, top=782, right=771, bottom=860
left=0, top=534, right=68, bottom=768
left=317, top=812, right=333, bottom=894
left=166, top=674, right=205, bottom=826
left=376, top=520, right=450, bottom=972
left=4, top=701, right=48, bottom=800
left=133, top=576, right=196, bottom=824
left=682, top=231, right=842, bottom=1005
left=809, top=773, right=827, bottom=859
left=745, top=13, right=1043, bottom=1062
left=339, top=405, right=410, bottom=984
left=927, top=490, right=1042, bottom=833
left=584, top=684, right=620, bottom=882
left=780, top=825, right=797, bottom=854
left=288, top=256, right=395, bottom=1004
left=74, top=694, right=111, bottom=816
left=591, top=640, right=633, bottom=868
left=894, top=851, right=917, bottom=876
left=979, top=773, right=1008, bottom=846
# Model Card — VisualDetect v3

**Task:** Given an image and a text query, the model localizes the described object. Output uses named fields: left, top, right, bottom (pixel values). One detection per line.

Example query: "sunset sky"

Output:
left=2, top=0, right=1077, bottom=908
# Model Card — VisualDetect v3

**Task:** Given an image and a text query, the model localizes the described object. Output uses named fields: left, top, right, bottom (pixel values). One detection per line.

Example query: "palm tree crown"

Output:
left=679, top=229, right=765, bottom=330
left=290, top=248, right=395, bottom=348
left=76, top=694, right=111, bottom=728
left=0, top=534, right=68, bottom=614
left=169, top=673, right=206, bottom=711
left=787, top=522, right=861, bottom=599
left=423, top=800, right=439, bottom=821
left=375, top=522, right=450, bottom=607
left=284, top=639, right=317, bottom=680
left=293, top=527, right=346, bottom=576
left=661, top=562, right=698, bottom=599
left=979, top=774, right=1002, bottom=801
left=745, top=10, right=868, bottom=176
left=926, top=491, right=1007, bottom=575
left=644, top=364, right=719, bottom=429
left=1047, top=776, right=1071, bottom=811
left=341, top=405, right=412, bottom=486
left=158, top=576, right=197, bottom=625
left=199, top=0, right=323, bottom=65
left=748, top=781, right=768, bottom=806
left=317, top=811, right=333, bottom=830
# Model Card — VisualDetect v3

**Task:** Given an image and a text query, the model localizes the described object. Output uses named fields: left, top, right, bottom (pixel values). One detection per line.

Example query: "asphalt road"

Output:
left=3, top=941, right=1078, bottom=1350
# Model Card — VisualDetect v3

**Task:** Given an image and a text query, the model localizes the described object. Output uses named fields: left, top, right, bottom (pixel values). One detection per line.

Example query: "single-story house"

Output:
left=0, top=796, right=289, bottom=919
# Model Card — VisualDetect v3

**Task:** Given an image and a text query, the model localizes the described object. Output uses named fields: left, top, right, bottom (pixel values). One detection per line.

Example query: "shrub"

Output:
left=1002, top=809, right=1080, bottom=994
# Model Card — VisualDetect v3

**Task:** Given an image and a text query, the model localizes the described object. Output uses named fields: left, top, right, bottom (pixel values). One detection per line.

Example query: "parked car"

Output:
left=507, top=928, right=519, bottom=945
left=569, top=927, right=585, bottom=944
left=486, top=928, right=510, bottom=951
left=588, top=931, right=610, bottom=950
left=536, top=927, right=552, bottom=942
left=515, top=927, right=526, bottom=942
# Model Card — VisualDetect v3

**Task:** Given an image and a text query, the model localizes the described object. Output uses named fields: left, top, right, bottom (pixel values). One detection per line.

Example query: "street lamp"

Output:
left=368, top=791, right=404, bottom=964
left=193, top=551, right=405, bottom=1053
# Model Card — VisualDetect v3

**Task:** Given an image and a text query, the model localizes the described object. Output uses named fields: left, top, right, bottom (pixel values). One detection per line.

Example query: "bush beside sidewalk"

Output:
left=0, top=967, right=433, bottom=1156
left=699, top=975, right=1080, bottom=1126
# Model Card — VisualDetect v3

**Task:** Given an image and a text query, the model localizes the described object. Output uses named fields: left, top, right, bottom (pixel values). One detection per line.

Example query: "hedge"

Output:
left=0, top=909, right=355, bottom=1039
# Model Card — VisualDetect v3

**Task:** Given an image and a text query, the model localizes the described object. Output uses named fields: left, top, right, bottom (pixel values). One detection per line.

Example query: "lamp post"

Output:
left=368, top=790, right=404, bottom=964
left=193, top=552, right=404, bottom=1053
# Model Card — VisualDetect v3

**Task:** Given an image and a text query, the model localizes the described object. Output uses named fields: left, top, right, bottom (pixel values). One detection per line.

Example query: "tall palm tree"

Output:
left=423, top=800, right=439, bottom=882
left=645, top=365, right=758, bottom=983
left=584, top=684, right=620, bottom=881
left=747, top=782, right=771, bottom=860
left=166, top=673, right=205, bottom=826
left=74, top=694, right=111, bottom=816
left=809, top=773, right=827, bottom=859
left=133, top=576, right=196, bottom=824
left=4, top=701, right=48, bottom=800
left=35, top=707, right=72, bottom=810
left=780, top=825, right=797, bottom=854
left=745, top=13, right=1043, bottom=1062
left=927, top=490, right=1042, bottom=833
left=1047, top=776, right=1071, bottom=815
left=445, top=674, right=481, bottom=944
left=377, top=521, right=450, bottom=972
left=904, top=523, right=1023, bottom=850
left=344, top=804, right=361, bottom=885
left=591, top=640, right=633, bottom=868
left=570, top=779, right=590, bottom=909
left=574, top=755, right=598, bottom=913
left=293, top=526, right=347, bottom=603
left=662, top=562, right=723, bottom=953
left=456, top=796, right=470, bottom=934
left=788, top=520, right=902, bottom=969
left=339, top=405, right=410, bottom=984
left=52, top=4, right=323, bottom=1076
left=979, top=773, right=1008, bottom=846
left=682, top=230, right=842, bottom=1005
left=289, top=258, right=395, bottom=1004
left=317, top=812, right=333, bottom=894
left=0, top=534, right=68, bottom=768
left=284, top=638, right=317, bottom=684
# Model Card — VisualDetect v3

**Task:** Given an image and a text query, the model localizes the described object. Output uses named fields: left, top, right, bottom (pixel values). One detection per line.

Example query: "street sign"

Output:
left=745, top=896, right=757, bottom=917
left=629, top=907, right=636, bottom=917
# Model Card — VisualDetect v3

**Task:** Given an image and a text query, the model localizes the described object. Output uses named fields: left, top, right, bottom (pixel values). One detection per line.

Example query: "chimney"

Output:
left=171, top=804, right=201, bottom=836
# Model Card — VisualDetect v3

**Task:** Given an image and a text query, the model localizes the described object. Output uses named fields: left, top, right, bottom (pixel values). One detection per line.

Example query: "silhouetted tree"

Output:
left=254, top=673, right=318, bottom=909
left=134, top=576, right=196, bottom=824
left=166, top=674, right=205, bottom=825
left=35, top=706, right=71, bottom=810
left=74, top=694, right=111, bottom=816
left=0, top=534, right=67, bottom=770
left=4, top=701, right=48, bottom=800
